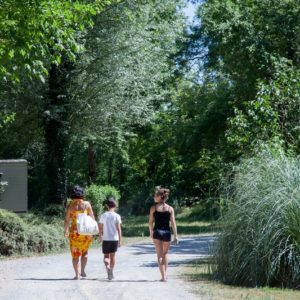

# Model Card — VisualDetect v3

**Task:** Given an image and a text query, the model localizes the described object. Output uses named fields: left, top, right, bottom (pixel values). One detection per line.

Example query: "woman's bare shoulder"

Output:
left=67, top=200, right=74, bottom=209
left=167, top=205, right=174, bottom=212
left=149, top=205, right=156, bottom=212
left=84, top=200, right=91, bottom=207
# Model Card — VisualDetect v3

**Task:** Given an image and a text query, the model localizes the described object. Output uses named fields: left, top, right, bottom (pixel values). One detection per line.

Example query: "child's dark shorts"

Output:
left=153, top=229, right=171, bottom=242
left=102, top=240, right=119, bottom=254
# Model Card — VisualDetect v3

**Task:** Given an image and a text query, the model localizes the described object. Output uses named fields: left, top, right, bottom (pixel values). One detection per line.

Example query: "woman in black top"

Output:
left=149, top=186, right=178, bottom=282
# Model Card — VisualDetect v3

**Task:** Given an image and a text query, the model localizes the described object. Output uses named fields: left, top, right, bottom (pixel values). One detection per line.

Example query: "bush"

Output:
left=85, top=184, right=120, bottom=218
left=26, top=224, right=66, bottom=253
left=0, top=209, right=27, bottom=255
left=42, top=204, right=65, bottom=218
left=213, top=147, right=300, bottom=288
left=0, top=209, right=67, bottom=256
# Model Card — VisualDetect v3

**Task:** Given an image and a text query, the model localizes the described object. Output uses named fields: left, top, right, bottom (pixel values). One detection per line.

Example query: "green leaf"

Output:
left=8, top=49, right=14, bottom=59
left=39, top=74, right=45, bottom=84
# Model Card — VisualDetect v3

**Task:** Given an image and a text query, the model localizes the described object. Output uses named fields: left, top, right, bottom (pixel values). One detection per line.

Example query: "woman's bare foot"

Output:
left=73, top=275, right=80, bottom=280
left=81, top=271, right=87, bottom=277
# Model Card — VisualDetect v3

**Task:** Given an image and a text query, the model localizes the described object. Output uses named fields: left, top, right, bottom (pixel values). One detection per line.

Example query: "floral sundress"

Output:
left=69, top=204, right=93, bottom=258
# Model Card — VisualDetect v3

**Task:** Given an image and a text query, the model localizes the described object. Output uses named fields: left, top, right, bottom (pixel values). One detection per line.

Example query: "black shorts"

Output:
left=102, top=240, right=119, bottom=254
left=153, top=229, right=171, bottom=242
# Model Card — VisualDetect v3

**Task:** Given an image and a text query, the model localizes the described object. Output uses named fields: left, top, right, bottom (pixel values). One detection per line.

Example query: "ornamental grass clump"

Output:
left=213, top=147, right=300, bottom=288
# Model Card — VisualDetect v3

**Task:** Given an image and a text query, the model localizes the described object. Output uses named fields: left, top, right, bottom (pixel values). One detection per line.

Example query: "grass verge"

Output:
left=180, top=259, right=300, bottom=300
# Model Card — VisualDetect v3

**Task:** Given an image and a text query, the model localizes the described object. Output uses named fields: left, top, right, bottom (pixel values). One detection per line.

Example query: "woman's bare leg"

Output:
left=72, top=258, right=80, bottom=279
left=162, top=242, right=170, bottom=281
left=81, top=251, right=88, bottom=277
left=153, top=239, right=165, bottom=281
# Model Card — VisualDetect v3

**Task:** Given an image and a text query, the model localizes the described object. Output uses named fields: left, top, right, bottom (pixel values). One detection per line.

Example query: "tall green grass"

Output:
left=214, top=147, right=300, bottom=288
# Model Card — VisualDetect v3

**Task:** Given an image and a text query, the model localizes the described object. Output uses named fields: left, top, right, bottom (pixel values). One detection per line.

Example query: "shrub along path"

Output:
left=0, top=235, right=214, bottom=300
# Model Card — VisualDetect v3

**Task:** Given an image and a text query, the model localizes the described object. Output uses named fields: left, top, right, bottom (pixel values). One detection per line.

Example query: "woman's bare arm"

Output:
left=86, top=202, right=95, bottom=219
left=170, top=207, right=178, bottom=243
left=149, top=206, right=155, bottom=238
left=64, top=208, right=71, bottom=237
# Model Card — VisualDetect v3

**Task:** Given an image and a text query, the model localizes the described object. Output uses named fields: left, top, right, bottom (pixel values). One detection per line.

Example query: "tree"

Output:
left=68, top=0, right=186, bottom=186
left=0, top=0, right=116, bottom=205
left=0, top=0, right=114, bottom=82
left=197, top=0, right=300, bottom=101
left=226, top=62, right=300, bottom=155
left=122, top=75, right=232, bottom=212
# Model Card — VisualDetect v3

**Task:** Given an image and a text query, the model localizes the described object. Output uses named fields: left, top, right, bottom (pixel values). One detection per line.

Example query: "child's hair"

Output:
left=155, top=186, right=170, bottom=202
left=103, top=197, right=117, bottom=208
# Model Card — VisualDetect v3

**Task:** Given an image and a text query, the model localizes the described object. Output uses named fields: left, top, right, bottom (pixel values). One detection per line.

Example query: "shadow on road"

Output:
left=15, top=278, right=158, bottom=282
left=141, top=259, right=209, bottom=268
left=129, top=235, right=215, bottom=256
left=15, top=278, right=82, bottom=281
left=129, top=235, right=215, bottom=268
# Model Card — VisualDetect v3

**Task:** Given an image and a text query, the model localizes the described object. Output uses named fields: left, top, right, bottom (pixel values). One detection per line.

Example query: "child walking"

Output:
left=98, top=197, right=122, bottom=280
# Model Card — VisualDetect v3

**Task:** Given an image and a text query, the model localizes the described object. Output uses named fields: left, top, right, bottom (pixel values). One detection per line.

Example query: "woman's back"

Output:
left=69, top=200, right=88, bottom=232
left=153, top=204, right=171, bottom=231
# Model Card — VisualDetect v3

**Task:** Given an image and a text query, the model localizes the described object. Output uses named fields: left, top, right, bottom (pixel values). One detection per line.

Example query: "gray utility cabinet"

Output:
left=0, top=160, right=28, bottom=213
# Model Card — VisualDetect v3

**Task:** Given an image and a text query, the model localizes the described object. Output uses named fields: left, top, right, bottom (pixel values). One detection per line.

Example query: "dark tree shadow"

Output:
left=130, top=235, right=215, bottom=256
left=15, top=278, right=158, bottom=283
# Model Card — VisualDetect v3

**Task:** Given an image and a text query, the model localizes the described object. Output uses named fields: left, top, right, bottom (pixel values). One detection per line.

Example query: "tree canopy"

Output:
left=0, top=0, right=113, bottom=82
left=1, top=0, right=300, bottom=215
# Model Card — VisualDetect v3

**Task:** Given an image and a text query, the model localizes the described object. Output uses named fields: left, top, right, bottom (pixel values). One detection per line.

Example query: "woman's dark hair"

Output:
left=155, top=186, right=170, bottom=202
left=71, top=185, right=85, bottom=199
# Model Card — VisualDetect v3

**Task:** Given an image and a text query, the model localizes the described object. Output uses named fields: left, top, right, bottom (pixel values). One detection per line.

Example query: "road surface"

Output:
left=0, top=235, right=214, bottom=300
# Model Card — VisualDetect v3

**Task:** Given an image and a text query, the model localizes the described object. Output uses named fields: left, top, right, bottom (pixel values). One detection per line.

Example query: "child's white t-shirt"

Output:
left=98, top=211, right=122, bottom=241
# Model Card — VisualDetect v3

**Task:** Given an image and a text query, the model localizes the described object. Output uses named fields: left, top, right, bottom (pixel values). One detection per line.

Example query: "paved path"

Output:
left=0, top=235, right=214, bottom=300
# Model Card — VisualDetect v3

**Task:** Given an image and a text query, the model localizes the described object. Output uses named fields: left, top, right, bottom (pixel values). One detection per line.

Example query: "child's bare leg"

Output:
left=109, top=253, right=116, bottom=269
left=104, top=253, right=110, bottom=269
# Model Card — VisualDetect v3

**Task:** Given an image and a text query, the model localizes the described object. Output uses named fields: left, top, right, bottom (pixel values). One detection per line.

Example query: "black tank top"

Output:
left=153, top=205, right=171, bottom=231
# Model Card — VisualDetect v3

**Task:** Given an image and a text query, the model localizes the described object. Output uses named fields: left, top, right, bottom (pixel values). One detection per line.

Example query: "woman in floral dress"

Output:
left=64, top=186, right=95, bottom=279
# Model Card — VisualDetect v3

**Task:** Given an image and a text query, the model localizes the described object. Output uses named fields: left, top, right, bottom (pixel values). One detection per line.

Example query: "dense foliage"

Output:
left=0, top=0, right=113, bottom=82
left=0, top=209, right=66, bottom=256
left=1, top=0, right=300, bottom=222
left=0, top=0, right=186, bottom=208
left=85, top=184, right=120, bottom=217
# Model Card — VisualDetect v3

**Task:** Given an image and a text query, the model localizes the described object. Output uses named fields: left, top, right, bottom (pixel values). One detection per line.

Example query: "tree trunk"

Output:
left=44, top=59, right=73, bottom=204
left=107, top=153, right=114, bottom=184
left=88, top=142, right=97, bottom=184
